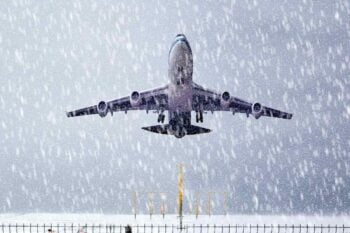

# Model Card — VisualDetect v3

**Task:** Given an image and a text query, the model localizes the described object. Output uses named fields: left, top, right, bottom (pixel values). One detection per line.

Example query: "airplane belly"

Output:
left=168, top=85, right=192, bottom=112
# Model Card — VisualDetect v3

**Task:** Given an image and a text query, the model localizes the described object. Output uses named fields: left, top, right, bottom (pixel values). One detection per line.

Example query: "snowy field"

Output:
left=0, top=215, right=349, bottom=233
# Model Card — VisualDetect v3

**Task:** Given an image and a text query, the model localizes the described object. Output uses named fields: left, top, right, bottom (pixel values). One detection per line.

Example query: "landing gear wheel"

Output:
left=196, top=112, right=203, bottom=123
left=158, top=114, right=165, bottom=123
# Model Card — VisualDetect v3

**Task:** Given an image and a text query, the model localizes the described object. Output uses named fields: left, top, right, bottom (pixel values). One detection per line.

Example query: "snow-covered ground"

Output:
left=0, top=214, right=349, bottom=225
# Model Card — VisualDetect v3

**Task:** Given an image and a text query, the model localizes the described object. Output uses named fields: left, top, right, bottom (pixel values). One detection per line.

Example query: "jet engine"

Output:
left=251, top=102, right=263, bottom=119
left=221, top=91, right=230, bottom=107
left=97, top=101, right=108, bottom=117
left=130, top=91, right=141, bottom=107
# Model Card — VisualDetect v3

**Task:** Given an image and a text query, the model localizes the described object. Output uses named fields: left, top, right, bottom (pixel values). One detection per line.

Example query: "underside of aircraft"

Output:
left=67, top=34, right=292, bottom=138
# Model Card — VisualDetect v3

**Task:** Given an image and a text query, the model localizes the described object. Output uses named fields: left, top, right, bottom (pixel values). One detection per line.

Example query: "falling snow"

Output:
left=0, top=0, right=349, bottom=215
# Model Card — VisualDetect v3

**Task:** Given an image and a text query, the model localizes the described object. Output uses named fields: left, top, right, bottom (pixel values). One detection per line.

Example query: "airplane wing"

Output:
left=66, top=85, right=169, bottom=117
left=192, top=83, right=292, bottom=119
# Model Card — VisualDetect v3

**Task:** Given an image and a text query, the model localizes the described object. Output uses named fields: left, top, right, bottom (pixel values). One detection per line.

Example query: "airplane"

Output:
left=66, top=34, right=292, bottom=138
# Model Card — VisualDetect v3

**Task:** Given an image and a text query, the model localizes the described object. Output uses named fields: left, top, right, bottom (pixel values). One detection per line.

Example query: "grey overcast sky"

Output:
left=0, top=0, right=349, bottom=214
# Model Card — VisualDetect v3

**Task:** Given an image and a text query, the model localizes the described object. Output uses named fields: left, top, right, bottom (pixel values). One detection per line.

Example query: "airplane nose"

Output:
left=175, top=34, right=187, bottom=41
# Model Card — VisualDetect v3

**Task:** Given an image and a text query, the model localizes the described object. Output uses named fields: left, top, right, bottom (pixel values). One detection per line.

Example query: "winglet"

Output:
left=66, top=111, right=73, bottom=117
left=285, top=113, right=293, bottom=119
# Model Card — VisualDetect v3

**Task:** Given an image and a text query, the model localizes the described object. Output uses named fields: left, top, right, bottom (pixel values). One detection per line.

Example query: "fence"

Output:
left=0, top=224, right=349, bottom=233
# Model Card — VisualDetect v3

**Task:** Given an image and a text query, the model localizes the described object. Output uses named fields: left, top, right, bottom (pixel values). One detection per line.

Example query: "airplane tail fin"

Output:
left=142, top=124, right=211, bottom=136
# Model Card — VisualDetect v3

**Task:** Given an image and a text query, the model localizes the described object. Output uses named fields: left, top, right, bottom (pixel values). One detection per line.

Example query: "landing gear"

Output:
left=157, top=113, right=165, bottom=123
left=195, top=111, right=203, bottom=123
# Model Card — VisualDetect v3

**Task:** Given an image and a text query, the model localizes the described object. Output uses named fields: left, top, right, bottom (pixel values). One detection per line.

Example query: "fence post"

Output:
left=37, top=224, right=39, bottom=233
left=249, top=225, right=251, bottom=233
left=342, top=225, right=344, bottom=233
left=200, top=224, right=202, bottom=233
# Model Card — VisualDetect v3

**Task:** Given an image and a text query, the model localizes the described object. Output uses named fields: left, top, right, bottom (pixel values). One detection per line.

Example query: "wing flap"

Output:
left=263, top=107, right=293, bottom=119
left=192, top=82, right=292, bottom=120
left=66, top=105, right=98, bottom=117
left=66, top=85, right=169, bottom=118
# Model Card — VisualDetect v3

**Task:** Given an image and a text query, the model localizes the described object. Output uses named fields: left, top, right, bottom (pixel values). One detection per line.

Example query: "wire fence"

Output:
left=0, top=224, right=349, bottom=233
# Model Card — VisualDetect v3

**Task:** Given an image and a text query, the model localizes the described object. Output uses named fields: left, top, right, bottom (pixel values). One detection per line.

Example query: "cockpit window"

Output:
left=176, top=34, right=186, bottom=38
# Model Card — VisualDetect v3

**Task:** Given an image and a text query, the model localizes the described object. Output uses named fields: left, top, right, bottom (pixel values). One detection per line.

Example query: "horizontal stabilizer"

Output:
left=142, top=124, right=211, bottom=136
left=142, top=125, right=169, bottom=135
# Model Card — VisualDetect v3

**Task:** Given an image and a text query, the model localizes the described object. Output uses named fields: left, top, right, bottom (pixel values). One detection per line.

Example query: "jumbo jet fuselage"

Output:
left=166, top=34, right=194, bottom=130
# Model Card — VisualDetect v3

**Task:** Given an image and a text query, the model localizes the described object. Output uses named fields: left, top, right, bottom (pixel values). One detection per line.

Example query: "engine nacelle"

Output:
left=251, top=102, right=263, bottom=119
left=221, top=91, right=230, bottom=107
left=130, top=91, right=141, bottom=107
left=97, top=101, right=108, bottom=117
